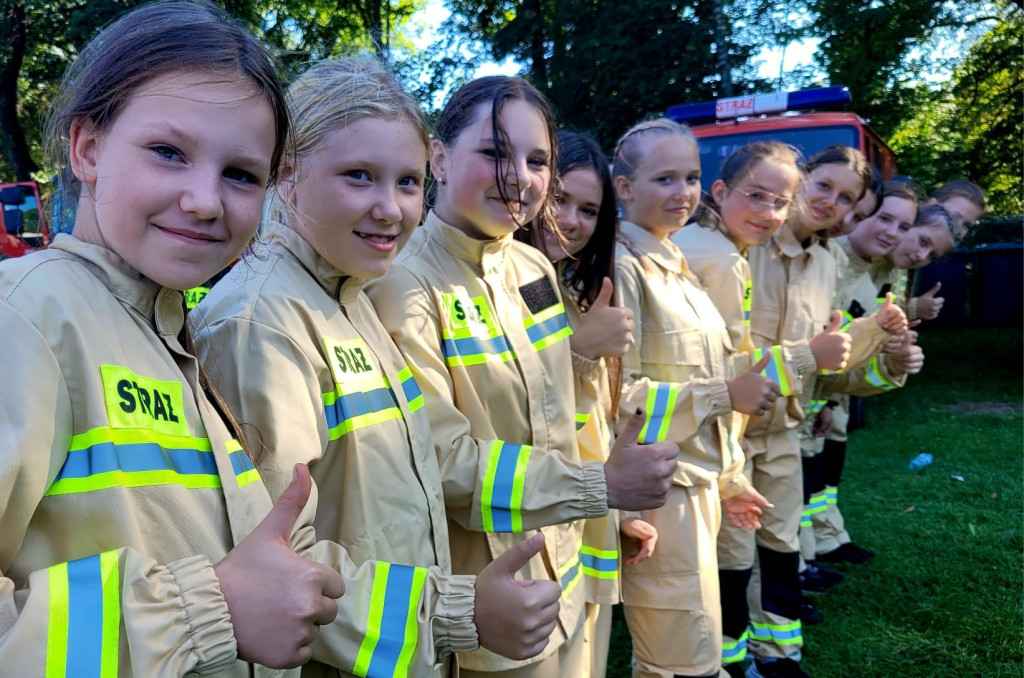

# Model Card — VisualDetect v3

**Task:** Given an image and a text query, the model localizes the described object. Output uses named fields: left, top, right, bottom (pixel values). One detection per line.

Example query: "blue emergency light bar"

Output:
left=666, top=85, right=852, bottom=126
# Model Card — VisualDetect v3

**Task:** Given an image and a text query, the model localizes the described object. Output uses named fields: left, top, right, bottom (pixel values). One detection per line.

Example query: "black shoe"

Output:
left=748, top=658, right=811, bottom=678
left=817, top=541, right=875, bottom=565
left=799, top=561, right=845, bottom=593
left=799, top=598, right=824, bottom=625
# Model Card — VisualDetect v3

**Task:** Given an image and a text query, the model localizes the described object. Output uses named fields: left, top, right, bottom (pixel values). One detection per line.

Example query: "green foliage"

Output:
left=605, top=327, right=1024, bottom=677
left=445, top=0, right=769, bottom=151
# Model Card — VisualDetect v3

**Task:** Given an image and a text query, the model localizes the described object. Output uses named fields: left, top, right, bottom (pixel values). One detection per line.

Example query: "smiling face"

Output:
left=712, top=158, right=800, bottom=248
left=797, top=164, right=863, bottom=237
left=286, top=116, right=426, bottom=279
left=890, top=218, right=955, bottom=269
left=539, top=167, right=603, bottom=262
left=616, top=134, right=701, bottom=240
left=932, top=195, right=983, bottom=232
left=832, top=189, right=879, bottom=238
left=849, top=195, right=917, bottom=261
left=69, top=69, right=276, bottom=290
left=431, top=98, right=552, bottom=240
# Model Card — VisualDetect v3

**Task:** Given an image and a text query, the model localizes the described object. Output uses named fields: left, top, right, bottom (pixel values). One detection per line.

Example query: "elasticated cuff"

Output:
left=705, top=377, right=734, bottom=418
left=783, top=340, right=819, bottom=376
left=167, top=555, right=237, bottom=675
left=719, top=470, right=753, bottom=501
left=581, top=460, right=611, bottom=516
left=435, top=574, right=479, bottom=657
left=570, top=350, right=602, bottom=380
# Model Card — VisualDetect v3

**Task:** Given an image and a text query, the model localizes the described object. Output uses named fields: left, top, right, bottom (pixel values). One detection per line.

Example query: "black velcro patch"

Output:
left=519, top=277, right=559, bottom=315
left=848, top=300, right=866, bottom=318
left=878, top=283, right=892, bottom=297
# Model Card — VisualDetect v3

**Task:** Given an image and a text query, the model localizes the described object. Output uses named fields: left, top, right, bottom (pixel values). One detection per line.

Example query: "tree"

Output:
left=445, top=0, right=767, bottom=150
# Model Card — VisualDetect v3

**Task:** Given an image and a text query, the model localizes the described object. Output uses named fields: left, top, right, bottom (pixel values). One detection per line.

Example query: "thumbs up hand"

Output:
left=875, top=292, right=908, bottom=334
left=887, top=331, right=925, bottom=375
left=916, top=282, right=944, bottom=320
left=809, top=311, right=853, bottom=371
left=569, top=277, right=635, bottom=359
left=475, top=534, right=562, bottom=660
left=727, top=353, right=781, bottom=417
left=215, top=464, right=346, bottom=668
left=604, top=408, right=678, bottom=511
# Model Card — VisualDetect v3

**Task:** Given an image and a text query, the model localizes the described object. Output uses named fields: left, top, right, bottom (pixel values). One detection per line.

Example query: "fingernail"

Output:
left=635, top=407, right=643, bottom=416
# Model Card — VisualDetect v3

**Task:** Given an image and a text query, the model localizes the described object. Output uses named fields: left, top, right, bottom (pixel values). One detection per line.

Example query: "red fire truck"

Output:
left=0, top=181, right=50, bottom=259
left=666, top=85, right=897, bottom=191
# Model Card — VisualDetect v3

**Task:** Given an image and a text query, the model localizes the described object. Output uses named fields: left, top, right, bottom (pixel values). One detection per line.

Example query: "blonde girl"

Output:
left=366, top=78, right=679, bottom=678
left=672, top=142, right=851, bottom=677
left=0, top=2, right=346, bottom=675
left=519, top=130, right=659, bottom=678
left=192, top=58, right=568, bottom=677
left=611, top=118, right=780, bottom=678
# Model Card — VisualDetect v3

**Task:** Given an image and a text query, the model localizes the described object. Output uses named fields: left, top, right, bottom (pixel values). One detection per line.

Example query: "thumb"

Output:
left=490, top=533, right=545, bottom=579
left=826, top=309, right=843, bottom=334
left=616, top=407, right=647, bottom=446
left=881, top=291, right=894, bottom=312
left=593, top=276, right=614, bottom=309
left=749, top=351, right=772, bottom=374
left=254, top=463, right=312, bottom=542
left=925, top=282, right=941, bottom=297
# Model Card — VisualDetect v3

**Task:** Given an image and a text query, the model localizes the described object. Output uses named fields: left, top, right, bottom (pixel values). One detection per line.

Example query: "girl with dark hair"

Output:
left=0, top=2, right=345, bottom=675
left=830, top=166, right=884, bottom=238
left=520, top=130, right=658, bottom=678
left=367, top=78, right=680, bottom=678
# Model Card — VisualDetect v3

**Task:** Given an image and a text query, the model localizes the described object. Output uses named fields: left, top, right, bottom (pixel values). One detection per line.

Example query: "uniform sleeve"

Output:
left=570, top=350, right=603, bottom=433
left=814, top=353, right=908, bottom=399
left=613, top=258, right=733, bottom=448
left=193, top=315, right=481, bottom=669
left=0, top=301, right=238, bottom=677
left=834, top=315, right=892, bottom=373
left=367, top=267, right=609, bottom=533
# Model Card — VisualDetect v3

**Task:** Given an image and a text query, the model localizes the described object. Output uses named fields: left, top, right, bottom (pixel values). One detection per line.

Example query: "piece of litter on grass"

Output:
left=903, top=505, right=915, bottom=513
left=968, top=523, right=977, bottom=536
left=951, top=475, right=965, bottom=482
left=991, top=492, right=998, bottom=499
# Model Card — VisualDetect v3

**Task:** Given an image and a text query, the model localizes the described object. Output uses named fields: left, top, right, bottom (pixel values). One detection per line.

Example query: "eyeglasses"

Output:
left=727, top=185, right=792, bottom=212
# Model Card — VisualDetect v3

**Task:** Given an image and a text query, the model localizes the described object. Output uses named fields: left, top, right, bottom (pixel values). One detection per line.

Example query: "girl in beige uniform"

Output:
left=192, top=58, right=563, bottom=678
left=521, top=130, right=659, bottom=678
left=0, top=3, right=345, bottom=675
left=671, top=142, right=851, bottom=677
left=610, top=119, right=781, bottom=678
left=367, top=79, right=680, bottom=678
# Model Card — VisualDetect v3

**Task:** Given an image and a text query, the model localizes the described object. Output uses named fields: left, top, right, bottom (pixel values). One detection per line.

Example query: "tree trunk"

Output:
left=0, top=3, right=38, bottom=181
left=369, top=0, right=385, bottom=57
left=525, top=0, right=548, bottom=87
left=711, top=0, right=734, bottom=97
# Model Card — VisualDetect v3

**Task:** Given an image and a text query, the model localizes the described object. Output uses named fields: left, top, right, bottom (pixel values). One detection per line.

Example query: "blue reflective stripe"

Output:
left=560, top=557, right=582, bottom=590
left=800, top=508, right=813, bottom=528
left=826, top=487, right=838, bottom=504
left=722, top=629, right=749, bottom=663
left=229, top=449, right=256, bottom=476
left=67, top=555, right=104, bottom=676
left=749, top=620, right=802, bottom=645
left=641, top=383, right=673, bottom=444
left=580, top=551, right=618, bottom=573
left=489, top=443, right=526, bottom=533
left=57, top=442, right=217, bottom=480
left=364, top=565, right=420, bottom=677
left=441, top=333, right=513, bottom=363
left=324, top=387, right=399, bottom=430
left=400, top=374, right=423, bottom=410
left=808, top=493, right=828, bottom=514
left=525, top=312, right=569, bottom=345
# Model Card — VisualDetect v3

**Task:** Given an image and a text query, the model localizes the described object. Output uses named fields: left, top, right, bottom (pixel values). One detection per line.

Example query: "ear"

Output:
left=710, top=179, right=728, bottom=206
left=429, top=139, right=447, bottom=184
left=69, top=117, right=101, bottom=186
left=613, top=174, right=633, bottom=204
left=276, top=160, right=298, bottom=207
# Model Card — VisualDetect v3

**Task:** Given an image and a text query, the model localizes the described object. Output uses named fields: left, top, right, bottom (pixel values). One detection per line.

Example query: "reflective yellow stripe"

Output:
left=46, top=551, right=120, bottom=677
left=638, top=382, right=680, bottom=443
left=865, top=355, right=900, bottom=391
left=523, top=303, right=573, bottom=351
left=574, top=412, right=591, bottom=431
left=226, top=439, right=261, bottom=488
left=100, top=551, right=120, bottom=677
left=353, top=562, right=427, bottom=677
left=558, top=541, right=584, bottom=598
left=742, top=278, right=752, bottom=327
left=754, top=345, right=793, bottom=396
left=481, top=441, right=532, bottom=532
left=580, top=544, right=619, bottom=580
left=46, top=562, right=69, bottom=678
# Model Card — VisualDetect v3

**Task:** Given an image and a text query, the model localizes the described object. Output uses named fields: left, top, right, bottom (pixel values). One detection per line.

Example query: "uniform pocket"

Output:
left=750, top=307, right=781, bottom=344
left=641, top=328, right=706, bottom=368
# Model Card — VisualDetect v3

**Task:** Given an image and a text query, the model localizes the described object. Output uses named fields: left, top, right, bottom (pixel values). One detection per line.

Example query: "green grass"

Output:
left=606, top=328, right=1024, bottom=678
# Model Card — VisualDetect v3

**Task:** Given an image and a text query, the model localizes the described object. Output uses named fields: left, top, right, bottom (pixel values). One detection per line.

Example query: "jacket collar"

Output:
left=425, top=210, right=513, bottom=277
left=267, top=221, right=365, bottom=304
left=49, top=234, right=184, bottom=336
left=619, top=221, right=687, bottom=275
left=836, top=236, right=872, bottom=276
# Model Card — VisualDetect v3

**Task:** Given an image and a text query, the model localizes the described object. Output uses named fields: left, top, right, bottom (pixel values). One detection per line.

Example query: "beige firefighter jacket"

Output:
left=190, top=223, right=477, bottom=678
left=613, top=221, right=751, bottom=500
left=0, top=235, right=308, bottom=677
left=813, top=238, right=908, bottom=400
left=366, top=212, right=598, bottom=672
left=556, top=263, right=622, bottom=606
left=746, top=224, right=892, bottom=435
